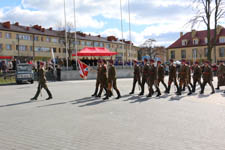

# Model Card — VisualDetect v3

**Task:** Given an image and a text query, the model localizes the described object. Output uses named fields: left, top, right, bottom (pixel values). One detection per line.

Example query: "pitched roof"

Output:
left=167, top=27, right=225, bottom=49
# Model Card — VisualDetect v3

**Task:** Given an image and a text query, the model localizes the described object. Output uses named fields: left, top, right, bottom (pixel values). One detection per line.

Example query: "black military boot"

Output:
left=182, top=85, right=186, bottom=91
left=46, top=89, right=53, bottom=100
left=165, top=85, right=171, bottom=93
left=146, top=93, right=152, bottom=97
left=103, top=90, right=109, bottom=100
left=200, top=85, right=205, bottom=94
left=216, top=86, right=220, bottom=90
left=176, top=86, right=181, bottom=95
left=30, top=97, right=37, bottom=101
left=116, top=91, right=121, bottom=99
left=187, top=86, right=192, bottom=95
left=92, top=87, right=98, bottom=96
left=156, top=88, right=161, bottom=97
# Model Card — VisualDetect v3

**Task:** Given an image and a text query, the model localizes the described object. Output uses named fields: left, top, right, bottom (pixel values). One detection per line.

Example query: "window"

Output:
left=34, top=36, right=39, bottom=41
left=86, top=41, right=92, bottom=46
left=0, top=44, right=2, bottom=50
left=99, top=42, right=103, bottom=47
left=53, top=48, right=57, bottom=53
left=30, top=46, right=33, bottom=51
left=80, top=41, right=85, bottom=46
left=106, top=44, right=111, bottom=49
left=46, top=37, right=51, bottom=42
left=16, top=45, right=27, bottom=51
left=16, top=34, right=31, bottom=40
left=63, top=48, right=66, bottom=53
left=0, top=32, right=2, bottom=38
left=35, top=47, right=50, bottom=52
left=219, top=47, right=225, bottom=57
left=205, top=37, right=208, bottom=44
left=74, top=40, right=80, bottom=45
left=6, top=44, right=12, bottom=50
left=192, top=48, right=198, bottom=58
left=94, top=42, right=99, bottom=47
left=181, top=50, right=186, bottom=59
left=5, top=33, right=11, bottom=39
left=52, top=38, right=58, bottom=43
left=182, top=40, right=187, bottom=46
left=193, top=39, right=198, bottom=45
left=204, top=48, right=208, bottom=57
left=59, top=48, right=61, bottom=53
left=219, top=37, right=225, bottom=43
left=41, top=37, right=44, bottom=42
left=170, top=51, right=175, bottom=59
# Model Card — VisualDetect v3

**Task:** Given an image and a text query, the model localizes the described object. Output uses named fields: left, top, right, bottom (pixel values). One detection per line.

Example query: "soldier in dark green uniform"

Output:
left=216, top=62, right=225, bottom=90
left=147, top=59, right=161, bottom=97
left=107, top=60, right=121, bottom=99
left=129, top=60, right=141, bottom=94
left=31, top=62, right=53, bottom=100
left=157, top=61, right=168, bottom=92
left=139, top=58, right=149, bottom=96
left=97, top=59, right=109, bottom=98
left=92, top=60, right=102, bottom=96
left=182, top=62, right=193, bottom=91
left=200, top=61, right=215, bottom=94
left=192, top=61, right=202, bottom=93
left=177, top=60, right=192, bottom=95
left=165, top=59, right=179, bottom=94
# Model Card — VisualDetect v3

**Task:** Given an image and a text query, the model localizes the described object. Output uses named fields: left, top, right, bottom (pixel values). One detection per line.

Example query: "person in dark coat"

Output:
left=200, top=61, right=215, bottom=94
left=147, top=59, right=161, bottom=97
left=157, top=61, right=168, bottom=93
left=165, top=59, right=179, bottom=94
left=31, top=62, right=53, bottom=100
left=129, top=60, right=141, bottom=94
left=139, top=58, right=149, bottom=96
left=107, top=60, right=121, bottom=99
left=192, top=61, right=202, bottom=93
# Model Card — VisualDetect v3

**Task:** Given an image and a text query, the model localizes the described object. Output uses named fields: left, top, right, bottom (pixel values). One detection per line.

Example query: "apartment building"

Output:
left=0, top=21, right=138, bottom=62
left=167, top=25, right=225, bottom=63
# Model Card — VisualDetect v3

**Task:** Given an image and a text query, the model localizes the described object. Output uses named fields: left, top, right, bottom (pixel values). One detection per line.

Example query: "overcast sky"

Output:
left=0, top=0, right=225, bottom=47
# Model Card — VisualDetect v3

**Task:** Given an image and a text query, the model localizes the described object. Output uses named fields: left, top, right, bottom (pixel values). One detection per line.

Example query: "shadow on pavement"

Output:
left=0, top=100, right=33, bottom=108
left=130, top=97, right=150, bottom=103
left=71, top=97, right=99, bottom=104
left=169, top=95, right=186, bottom=101
left=37, top=102, right=68, bottom=108
left=198, top=94, right=211, bottom=98
left=0, top=83, right=17, bottom=86
left=78, top=99, right=107, bottom=107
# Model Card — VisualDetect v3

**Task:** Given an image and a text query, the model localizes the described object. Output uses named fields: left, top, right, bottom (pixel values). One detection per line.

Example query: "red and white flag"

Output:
left=78, top=59, right=89, bottom=79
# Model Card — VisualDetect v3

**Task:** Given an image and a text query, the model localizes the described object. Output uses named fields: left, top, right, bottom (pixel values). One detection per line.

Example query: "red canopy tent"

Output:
left=72, top=47, right=118, bottom=56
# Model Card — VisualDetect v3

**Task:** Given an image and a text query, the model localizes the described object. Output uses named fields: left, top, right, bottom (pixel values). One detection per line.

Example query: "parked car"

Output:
left=16, top=63, right=34, bottom=84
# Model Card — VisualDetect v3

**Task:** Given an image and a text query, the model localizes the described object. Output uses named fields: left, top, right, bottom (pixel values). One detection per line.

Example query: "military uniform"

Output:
left=92, top=63, right=101, bottom=96
left=31, top=66, right=52, bottom=100
left=148, top=63, right=161, bottom=97
left=192, top=64, right=202, bottom=92
left=139, top=62, right=149, bottom=95
left=182, top=64, right=193, bottom=91
left=157, top=64, right=168, bottom=92
left=130, top=62, right=141, bottom=94
left=177, top=64, right=192, bottom=95
left=216, top=63, right=225, bottom=90
left=166, top=63, right=179, bottom=93
left=97, top=63, right=108, bottom=97
left=200, top=64, right=215, bottom=94
left=108, top=64, right=121, bottom=99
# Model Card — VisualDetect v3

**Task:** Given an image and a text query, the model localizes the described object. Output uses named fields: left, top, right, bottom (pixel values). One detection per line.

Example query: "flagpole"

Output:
left=73, top=0, right=78, bottom=70
left=128, top=0, right=132, bottom=67
left=120, top=0, right=124, bottom=68
left=64, top=0, right=68, bottom=70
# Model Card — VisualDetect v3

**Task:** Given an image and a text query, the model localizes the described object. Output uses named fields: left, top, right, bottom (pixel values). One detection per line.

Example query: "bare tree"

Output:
left=139, top=39, right=158, bottom=59
left=190, top=0, right=225, bottom=62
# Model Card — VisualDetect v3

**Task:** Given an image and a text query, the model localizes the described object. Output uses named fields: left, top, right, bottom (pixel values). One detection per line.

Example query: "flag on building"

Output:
left=78, top=59, right=88, bottom=79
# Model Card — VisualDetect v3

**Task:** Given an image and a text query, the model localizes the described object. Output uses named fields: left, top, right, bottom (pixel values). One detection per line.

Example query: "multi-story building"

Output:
left=167, top=25, right=225, bottom=63
left=0, top=21, right=138, bottom=62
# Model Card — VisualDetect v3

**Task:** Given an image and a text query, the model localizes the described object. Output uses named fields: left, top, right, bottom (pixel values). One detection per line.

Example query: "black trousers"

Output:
left=140, top=77, right=148, bottom=94
left=201, top=80, right=215, bottom=93
left=131, top=76, right=141, bottom=93
left=192, top=79, right=202, bottom=92
left=93, top=79, right=101, bottom=95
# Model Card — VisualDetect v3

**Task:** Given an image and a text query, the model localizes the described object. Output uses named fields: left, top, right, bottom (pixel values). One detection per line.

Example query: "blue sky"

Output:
left=0, top=0, right=216, bottom=46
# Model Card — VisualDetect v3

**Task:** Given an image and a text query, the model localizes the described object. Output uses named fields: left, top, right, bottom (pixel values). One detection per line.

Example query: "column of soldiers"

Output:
left=92, top=59, right=121, bottom=100
left=128, top=59, right=225, bottom=97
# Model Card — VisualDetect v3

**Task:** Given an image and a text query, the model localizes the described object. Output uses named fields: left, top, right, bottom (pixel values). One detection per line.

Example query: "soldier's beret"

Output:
left=204, top=60, right=210, bottom=64
left=133, top=59, right=138, bottom=63
left=97, top=59, right=102, bottom=63
left=181, top=59, right=186, bottom=63
left=195, top=61, right=199, bottom=64
left=144, top=58, right=148, bottom=62
left=170, top=59, right=174, bottom=62
left=40, top=62, right=44, bottom=66
left=102, top=59, right=107, bottom=64
left=109, top=60, right=114, bottom=64
left=150, top=59, right=155, bottom=63
left=157, top=61, right=161, bottom=64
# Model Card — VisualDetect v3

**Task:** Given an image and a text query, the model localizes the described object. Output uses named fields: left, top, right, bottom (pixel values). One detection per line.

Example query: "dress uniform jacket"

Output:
left=202, top=66, right=213, bottom=82
left=157, top=65, right=165, bottom=81
left=193, top=66, right=202, bottom=81
left=169, top=64, right=177, bottom=81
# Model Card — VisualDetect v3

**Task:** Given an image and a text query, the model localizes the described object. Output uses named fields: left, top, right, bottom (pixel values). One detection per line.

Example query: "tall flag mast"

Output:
left=128, top=0, right=132, bottom=67
left=120, top=0, right=125, bottom=68
left=73, top=0, right=78, bottom=69
left=64, top=0, right=69, bottom=70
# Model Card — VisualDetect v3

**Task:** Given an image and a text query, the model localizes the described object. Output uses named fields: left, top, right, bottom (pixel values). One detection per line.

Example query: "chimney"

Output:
left=49, top=27, right=52, bottom=31
left=3, top=21, right=11, bottom=29
left=26, top=27, right=30, bottom=31
left=180, top=32, right=183, bottom=37
left=191, top=29, right=196, bottom=38
left=97, top=35, right=101, bottom=38
left=41, top=28, right=45, bottom=32
left=216, top=25, right=223, bottom=35
left=15, top=22, right=19, bottom=26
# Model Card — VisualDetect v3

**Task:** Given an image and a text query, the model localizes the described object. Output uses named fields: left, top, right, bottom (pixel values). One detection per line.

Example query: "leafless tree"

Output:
left=139, top=39, right=158, bottom=59
left=190, top=0, right=225, bottom=62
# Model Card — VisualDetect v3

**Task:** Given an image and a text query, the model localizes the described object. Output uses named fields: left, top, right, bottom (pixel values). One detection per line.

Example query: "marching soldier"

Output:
left=216, top=62, right=225, bottom=90
left=182, top=62, right=193, bottom=91
left=192, top=61, right=202, bottom=93
left=165, top=59, right=179, bottom=94
left=107, top=60, right=121, bottom=99
left=177, top=60, right=192, bottom=95
left=97, top=59, right=109, bottom=99
left=92, top=60, right=102, bottom=97
left=31, top=62, right=53, bottom=100
left=129, top=60, right=141, bottom=94
left=157, top=61, right=168, bottom=92
left=139, top=58, right=149, bottom=96
left=147, top=59, right=161, bottom=97
left=200, top=61, right=215, bottom=94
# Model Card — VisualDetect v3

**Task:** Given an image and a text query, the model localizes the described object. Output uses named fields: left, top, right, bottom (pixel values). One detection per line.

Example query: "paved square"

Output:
left=1, top=77, right=225, bottom=150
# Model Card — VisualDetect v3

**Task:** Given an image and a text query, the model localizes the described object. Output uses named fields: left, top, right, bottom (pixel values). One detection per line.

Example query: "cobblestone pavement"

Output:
left=1, top=77, right=225, bottom=150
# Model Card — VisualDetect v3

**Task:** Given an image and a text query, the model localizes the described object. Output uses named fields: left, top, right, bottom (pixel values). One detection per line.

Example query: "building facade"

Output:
left=0, top=21, right=138, bottom=62
left=167, top=25, right=225, bottom=63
